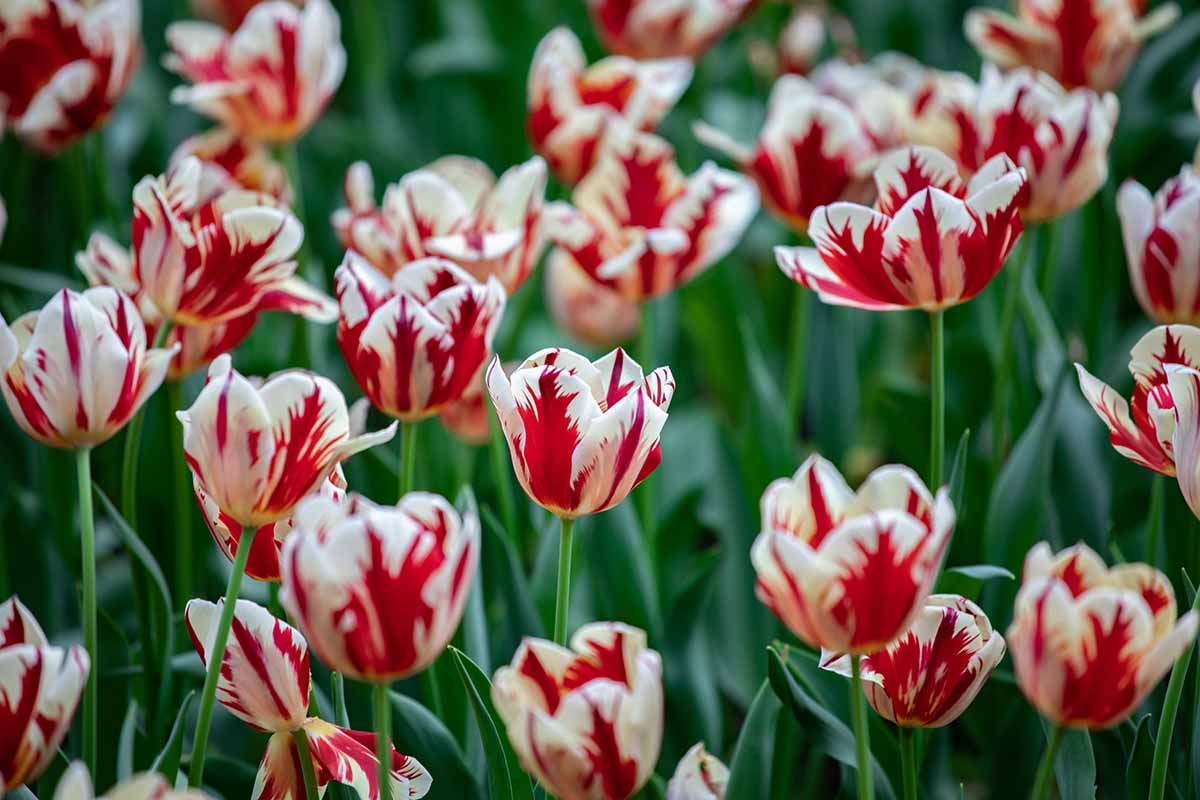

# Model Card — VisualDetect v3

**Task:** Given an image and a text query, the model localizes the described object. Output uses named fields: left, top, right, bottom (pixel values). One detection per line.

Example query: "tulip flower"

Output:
left=54, top=762, right=212, bottom=799
left=545, top=250, right=642, bottom=348
left=439, top=368, right=491, bottom=446
left=906, top=70, right=982, bottom=172
left=666, top=743, right=729, bottom=800
left=191, top=0, right=296, bottom=30
left=546, top=123, right=758, bottom=302
left=586, top=0, right=752, bottom=59
left=0, top=0, right=140, bottom=152
left=1118, top=167, right=1200, bottom=325
left=171, top=127, right=292, bottom=205
left=332, top=156, right=548, bottom=293
left=965, top=0, right=1178, bottom=92
left=808, top=56, right=915, bottom=150
left=527, top=26, right=692, bottom=184
left=165, top=0, right=346, bottom=143
left=492, top=622, right=663, bottom=800
left=0, top=597, right=90, bottom=794
left=778, top=8, right=826, bottom=76
left=186, top=598, right=433, bottom=799
left=1158, top=363, right=1200, bottom=522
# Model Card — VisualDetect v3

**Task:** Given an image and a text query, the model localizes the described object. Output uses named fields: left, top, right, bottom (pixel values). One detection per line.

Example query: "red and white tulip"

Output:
left=335, top=254, right=506, bottom=422
left=0, top=0, right=140, bottom=152
left=1118, top=167, right=1200, bottom=325
left=178, top=354, right=396, bottom=528
left=1158, top=363, right=1200, bottom=520
left=1008, top=542, right=1198, bottom=728
left=0, top=596, right=90, bottom=792
left=0, top=288, right=176, bottom=449
left=527, top=26, right=692, bottom=185
left=546, top=123, right=758, bottom=301
left=170, top=127, right=292, bottom=206
left=333, top=156, right=547, bottom=293
left=438, top=367, right=492, bottom=446
left=587, top=0, right=751, bottom=60
left=752, top=455, right=954, bottom=653
left=821, top=594, right=1006, bottom=728
left=666, top=742, right=728, bottom=800
left=487, top=347, right=675, bottom=520
left=906, top=69, right=982, bottom=172
left=54, top=761, right=212, bottom=799
left=492, top=622, right=663, bottom=800
left=186, top=598, right=433, bottom=798
left=280, top=491, right=479, bottom=683
left=777, top=8, right=827, bottom=76
left=190, top=0, right=296, bottom=30
left=774, top=146, right=1027, bottom=311
left=545, top=250, right=642, bottom=348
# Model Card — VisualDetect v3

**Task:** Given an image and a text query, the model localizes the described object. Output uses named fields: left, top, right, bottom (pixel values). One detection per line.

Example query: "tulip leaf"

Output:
left=150, top=691, right=195, bottom=780
left=947, top=564, right=1015, bottom=582
left=948, top=428, right=970, bottom=512
left=117, top=699, right=138, bottom=780
left=1122, top=714, right=1154, bottom=800
left=726, top=679, right=782, bottom=800
left=1043, top=720, right=1096, bottom=800
left=480, top=506, right=545, bottom=639
left=390, top=689, right=483, bottom=799
left=449, top=646, right=535, bottom=800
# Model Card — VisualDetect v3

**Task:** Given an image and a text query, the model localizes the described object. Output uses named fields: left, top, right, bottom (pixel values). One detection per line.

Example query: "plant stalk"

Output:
left=375, top=683, right=393, bottom=800
left=292, top=727, right=321, bottom=800
left=1148, top=584, right=1200, bottom=799
left=850, top=655, right=874, bottom=799
left=785, top=289, right=813, bottom=436
left=76, top=448, right=97, bottom=777
left=554, top=517, right=576, bottom=645
left=930, top=310, right=945, bottom=488
left=899, top=725, right=918, bottom=800
left=400, top=422, right=418, bottom=498
left=991, top=231, right=1034, bottom=477
left=1146, top=474, right=1164, bottom=567
left=1030, top=724, right=1066, bottom=800
left=168, top=380, right=193, bottom=604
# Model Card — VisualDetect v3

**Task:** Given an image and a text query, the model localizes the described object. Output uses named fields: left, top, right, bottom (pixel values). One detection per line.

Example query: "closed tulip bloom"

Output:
left=695, top=76, right=877, bottom=233
left=821, top=594, right=1006, bottom=728
left=54, top=762, right=212, bottom=799
left=170, top=127, right=292, bottom=205
left=752, top=455, right=954, bottom=654
left=178, top=354, right=396, bottom=528
left=906, top=70, right=982, bottom=172
left=545, top=250, right=642, bottom=348
left=280, top=491, right=479, bottom=683
left=546, top=123, right=758, bottom=301
left=492, top=622, right=663, bottom=800
left=190, top=0, right=296, bottom=30
left=0, top=597, right=90, bottom=792
left=1008, top=542, right=1198, bottom=728
left=0, top=0, right=139, bottom=153
left=1118, top=167, right=1200, bottom=325
left=527, top=26, right=692, bottom=185
left=965, top=0, right=1177, bottom=92
left=186, top=599, right=432, bottom=798
left=487, top=347, right=675, bottom=520
left=1075, top=324, right=1196, bottom=477
left=335, top=254, right=506, bottom=422
left=0, top=288, right=176, bottom=449
left=666, top=743, right=728, bottom=800
left=587, top=0, right=751, bottom=59
left=774, top=146, right=1027, bottom=311
left=165, top=0, right=345, bottom=142
left=778, top=8, right=826, bottom=76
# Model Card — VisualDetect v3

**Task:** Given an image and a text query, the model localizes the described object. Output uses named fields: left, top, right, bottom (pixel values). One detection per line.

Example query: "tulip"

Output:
left=332, top=156, right=548, bottom=293
left=545, top=250, right=642, bottom=348
left=170, top=127, right=293, bottom=206
left=778, top=8, right=827, bottom=76
left=1157, top=363, right=1200, bottom=522
left=439, top=367, right=491, bottom=446
left=1118, top=167, right=1200, bottom=325
left=492, top=622, right=663, bottom=800
left=527, top=26, right=692, bottom=184
left=0, top=597, right=90, bottom=793
left=165, top=0, right=346, bottom=143
left=666, top=743, right=728, bottom=800
left=586, top=0, right=752, bottom=59
left=906, top=69, right=982, bottom=172
left=186, top=598, right=433, bottom=799
left=54, top=762, right=212, bottom=799
left=808, top=55, right=916, bottom=150
left=0, top=0, right=140, bottom=152
left=190, top=0, right=297, bottom=30
left=965, top=0, right=1178, bottom=92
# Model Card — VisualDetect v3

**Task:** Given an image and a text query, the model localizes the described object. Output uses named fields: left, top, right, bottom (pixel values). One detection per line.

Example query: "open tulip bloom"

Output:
left=170, top=126, right=293, bottom=206
left=1119, top=166, right=1200, bottom=325
left=586, top=0, right=751, bottom=60
left=666, top=742, right=728, bottom=800
left=492, top=622, right=663, bottom=800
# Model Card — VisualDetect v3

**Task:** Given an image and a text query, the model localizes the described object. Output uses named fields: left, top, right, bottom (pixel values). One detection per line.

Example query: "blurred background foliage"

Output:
left=4, top=0, right=1200, bottom=797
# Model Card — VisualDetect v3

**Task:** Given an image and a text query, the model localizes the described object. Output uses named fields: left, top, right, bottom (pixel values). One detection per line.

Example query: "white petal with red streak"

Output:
left=1166, top=366, right=1200, bottom=518
left=0, top=596, right=47, bottom=648
left=760, top=454, right=855, bottom=542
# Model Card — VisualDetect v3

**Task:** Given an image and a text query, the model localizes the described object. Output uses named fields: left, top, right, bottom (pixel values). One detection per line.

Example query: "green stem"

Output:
left=554, top=517, right=576, bottom=645
left=898, top=725, right=918, bottom=800
left=122, top=323, right=173, bottom=525
left=168, top=380, right=193, bottom=604
left=849, top=655, right=874, bottom=799
left=76, top=448, right=97, bottom=778
left=1030, top=724, right=1066, bottom=800
left=274, top=141, right=315, bottom=370
left=1146, top=474, right=1164, bottom=567
left=991, top=231, right=1034, bottom=477
left=636, top=300, right=657, bottom=541
left=1037, top=221, right=1059, bottom=300
left=188, top=525, right=259, bottom=787
left=929, top=311, right=945, bottom=489
left=351, top=0, right=388, bottom=106
left=785, top=289, right=813, bottom=436
left=488, top=408, right=519, bottom=541
left=333, top=671, right=350, bottom=727
left=399, top=422, right=418, bottom=499
left=292, top=727, right=321, bottom=800
left=421, top=661, right=445, bottom=719
left=374, top=683, right=393, bottom=800
left=1149, top=585, right=1200, bottom=799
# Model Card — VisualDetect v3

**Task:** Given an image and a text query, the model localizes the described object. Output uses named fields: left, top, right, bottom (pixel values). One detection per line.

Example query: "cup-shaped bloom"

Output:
left=587, top=0, right=751, bottom=59
left=170, top=127, right=292, bottom=206
left=695, top=75, right=876, bottom=233
left=0, top=0, right=139, bottom=153
left=178, top=354, right=396, bottom=529
left=492, top=622, right=663, bottom=800
left=191, top=0, right=296, bottom=30
left=186, top=598, right=433, bottom=798
left=1119, top=167, right=1200, bottom=325
left=666, top=742, right=728, bottom=800
left=54, top=762, right=212, bottom=799
left=974, top=66, right=1117, bottom=222
left=774, top=146, right=1027, bottom=311
left=487, top=347, right=675, bottom=520
left=335, top=254, right=506, bottom=423
left=165, top=0, right=345, bottom=142
left=280, top=491, right=480, bottom=683
left=0, top=596, right=90, bottom=792
left=778, top=8, right=826, bottom=76
left=821, top=594, right=1006, bottom=727
left=0, top=288, right=176, bottom=449
left=966, top=0, right=1178, bottom=92
left=545, top=250, right=642, bottom=348
left=808, top=56, right=916, bottom=150
left=546, top=123, right=757, bottom=302
left=906, top=70, right=982, bottom=172
left=1075, top=324, right=1197, bottom=477
left=1008, top=542, right=1198, bottom=728
left=527, top=26, right=692, bottom=185
left=752, top=455, right=955, bottom=654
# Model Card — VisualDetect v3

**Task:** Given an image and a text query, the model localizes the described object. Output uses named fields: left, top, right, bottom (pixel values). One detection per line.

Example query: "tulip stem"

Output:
left=76, top=447, right=97, bottom=778
left=332, top=671, right=350, bottom=726
left=168, top=379, right=193, bottom=605
left=849, top=654, right=874, bottom=799
left=929, top=310, right=945, bottom=488
left=785, top=289, right=812, bottom=435
left=292, top=727, right=321, bottom=800
left=421, top=661, right=445, bottom=719
left=637, top=300, right=657, bottom=541
left=1149, top=583, right=1200, bottom=800
left=991, top=230, right=1033, bottom=477
left=374, top=682, right=393, bottom=800
left=898, top=725, right=918, bottom=800
left=399, top=422, right=418, bottom=499
left=488, top=409, right=520, bottom=547
left=1030, top=724, right=1065, bottom=800
left=188, top=525, right=258, bottom=788
left=554, top=517, right=576, bottom=645
left=1146, top=474, right=1164, bottom=566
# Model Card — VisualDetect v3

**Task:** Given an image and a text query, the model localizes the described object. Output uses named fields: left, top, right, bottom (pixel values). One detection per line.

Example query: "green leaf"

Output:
left=150, top=691, right=195, bottom=779
left=390, top=690, right=483, bottom=799
left=449, top=646, right=535, bottom=800
left=1046, top=722, right=1096, bottom=800
left=725, top=679, right=782, bottom=800
left=947, top=565, right=1015, bottom=582
left=948, top=428, right=970, bottom=512
left=480, top=505, right=544, bottom=639
left=117, top=700, right=139, bottom=780
left=1123, top=714, right=1154, bottom=800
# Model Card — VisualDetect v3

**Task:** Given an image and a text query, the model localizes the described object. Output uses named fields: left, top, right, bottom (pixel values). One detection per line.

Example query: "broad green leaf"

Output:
left=948, top=428, right=970, bottom=512
left=1045, top=721, right=1096, bottom=800
left=726, top=680, right=782, bottom=800
left=1123, top=714, right=1154, bottom=800
left=390, top=690, right=482, bottom=799
left=449, top=646, right=535, bottom=800
left=150, top=691, right=195, bottom=779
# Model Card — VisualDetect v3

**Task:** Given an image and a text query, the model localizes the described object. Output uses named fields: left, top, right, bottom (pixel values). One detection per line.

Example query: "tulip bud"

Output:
left=666, top=742, right=728, bottom=800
